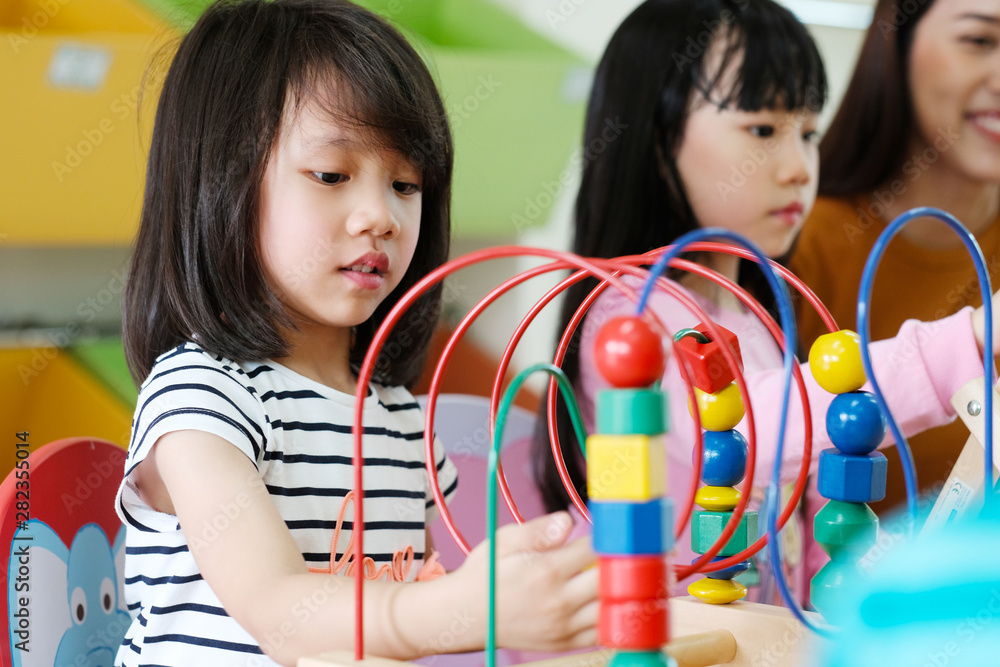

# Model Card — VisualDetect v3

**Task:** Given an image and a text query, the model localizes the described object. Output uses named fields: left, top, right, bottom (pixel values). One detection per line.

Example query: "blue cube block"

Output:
left=818, top=448, right=887, bottom=503
left=590, top=498, right=674, bottom=555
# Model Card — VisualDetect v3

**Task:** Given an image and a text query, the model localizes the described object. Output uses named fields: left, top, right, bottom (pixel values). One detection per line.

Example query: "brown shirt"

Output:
left=789, top=195, right=1000, bottom=515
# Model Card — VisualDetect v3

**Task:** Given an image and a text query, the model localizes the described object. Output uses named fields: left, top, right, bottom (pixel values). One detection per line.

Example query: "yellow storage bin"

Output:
left=0, top=0, right=174, bottom=245
left=0, top=347, right=132, bottom=477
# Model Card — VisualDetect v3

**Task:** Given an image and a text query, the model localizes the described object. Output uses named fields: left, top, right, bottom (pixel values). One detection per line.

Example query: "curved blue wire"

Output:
left=857, top=206, right=994, bottom=523
left=637, top=227, right=835, bottom=636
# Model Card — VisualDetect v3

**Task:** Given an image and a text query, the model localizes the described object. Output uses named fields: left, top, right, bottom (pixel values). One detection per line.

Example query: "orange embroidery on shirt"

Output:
left=307, top=490, right=444, bottom=582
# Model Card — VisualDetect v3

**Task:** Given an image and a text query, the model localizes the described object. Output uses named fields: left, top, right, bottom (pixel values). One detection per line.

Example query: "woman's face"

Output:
left=908, top=0, right=1000, bottom=184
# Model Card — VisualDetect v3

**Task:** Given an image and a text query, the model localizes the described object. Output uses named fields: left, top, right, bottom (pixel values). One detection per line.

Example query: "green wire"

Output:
left=672, top=327, right=710, bottom=344
left=486, top=363, right=588, bottom=665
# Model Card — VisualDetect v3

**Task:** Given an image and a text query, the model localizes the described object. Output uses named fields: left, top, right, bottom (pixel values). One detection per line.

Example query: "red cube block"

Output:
left=599, top=555, right=670, bottom=602
left=599, top=599, right=670, bottom=649
left=674, top=323, right=744, bottom=395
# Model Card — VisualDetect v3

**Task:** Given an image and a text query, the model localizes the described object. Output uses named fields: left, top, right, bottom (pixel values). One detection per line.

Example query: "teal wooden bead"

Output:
left=818, top=448, right=887, bottom=503
left=810, top=558, right=861, bottom=624
left=597, top=388, right=668, bottom=435
left=691, top=510, right=757, bottom=558
left=609, top=651, right=676, bottom=667
left=813, top=500, right=878, bottom=560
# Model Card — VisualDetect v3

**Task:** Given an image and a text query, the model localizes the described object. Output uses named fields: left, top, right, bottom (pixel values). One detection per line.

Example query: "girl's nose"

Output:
left=776, top=133, right=813, bottom=187
left=346, top=189, right=399, bottom=240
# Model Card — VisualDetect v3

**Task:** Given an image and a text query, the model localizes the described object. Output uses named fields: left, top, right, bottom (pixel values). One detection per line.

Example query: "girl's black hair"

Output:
left=533, top=0, right=827, bottom=513
left=818, top=0, right=936, bottom=195
left=124, top=0, right=453, bottom=387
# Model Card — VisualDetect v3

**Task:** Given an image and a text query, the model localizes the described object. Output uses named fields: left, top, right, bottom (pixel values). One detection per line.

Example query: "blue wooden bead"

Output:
left=696, top=429, right=748, bottom=487
left=817, top=448, right=888, bottom=503
left=690, top=555, right=752, bottom=580
left=826, top=391, right=886, bottom=456
left=591, top=498, right=674, bottom=555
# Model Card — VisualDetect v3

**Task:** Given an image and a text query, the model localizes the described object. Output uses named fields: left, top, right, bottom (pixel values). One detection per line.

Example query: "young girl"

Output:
left=117, top=1, right=596, bottom=665
left=533, top=0, right=998, bottom=602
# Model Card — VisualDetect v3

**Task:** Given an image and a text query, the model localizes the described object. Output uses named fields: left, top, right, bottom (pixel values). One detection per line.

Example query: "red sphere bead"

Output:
left=593, top=316, right=666, bottom=388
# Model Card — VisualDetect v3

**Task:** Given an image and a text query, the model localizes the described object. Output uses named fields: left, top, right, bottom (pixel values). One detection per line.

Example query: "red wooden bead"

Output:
left=593, top=316, right=666, bottom=388
left=599, top=599, right=670, bottom=648
left=599, top=555, right=670, bottom=602
left=674, top=323, right=744, bottom=395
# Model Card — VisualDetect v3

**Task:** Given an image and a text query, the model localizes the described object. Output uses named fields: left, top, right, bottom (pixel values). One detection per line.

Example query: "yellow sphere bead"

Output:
left=809, top=330, right=866, bottom=394
left=689, top=382, right=745, bottom=431
left=687, top=577, right=748, bottom=604
left=695, top=485, right=741, bottom=511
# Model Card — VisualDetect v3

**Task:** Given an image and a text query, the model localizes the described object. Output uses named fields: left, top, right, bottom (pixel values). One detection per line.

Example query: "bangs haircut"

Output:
left=124, top=0, right=453, bottom=388
left=694, top=7, right=827, bottom=114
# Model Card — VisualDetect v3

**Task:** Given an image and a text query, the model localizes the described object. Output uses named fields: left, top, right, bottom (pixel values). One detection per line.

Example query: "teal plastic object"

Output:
left=820, top=505, right=1000, bottom=667
left=609, top=651, right=676, bottom=667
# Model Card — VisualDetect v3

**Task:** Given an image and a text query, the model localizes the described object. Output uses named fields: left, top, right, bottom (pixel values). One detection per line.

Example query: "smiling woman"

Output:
left=790, top=0, right=1000, bottom=516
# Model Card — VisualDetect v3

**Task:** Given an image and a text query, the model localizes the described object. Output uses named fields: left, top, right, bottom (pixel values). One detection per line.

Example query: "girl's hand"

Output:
left=455, top=512, right=598, bottom=652
left=971, top=290, right=1000, bottom=355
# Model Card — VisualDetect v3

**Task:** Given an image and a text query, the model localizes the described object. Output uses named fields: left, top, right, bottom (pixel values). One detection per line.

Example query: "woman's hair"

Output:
left=818, top=0, right=936, bottom=195
left=533, top=0, right=827, bottom=512
left=124, top=0, right=453, bottom=388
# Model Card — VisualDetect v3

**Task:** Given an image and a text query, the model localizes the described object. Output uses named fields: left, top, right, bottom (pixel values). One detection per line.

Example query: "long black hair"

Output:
left=533, top=0, right=827, bottom=512
left=818, top=0, right=936, bottom=195
left=124, top=0, right=453, bottom=387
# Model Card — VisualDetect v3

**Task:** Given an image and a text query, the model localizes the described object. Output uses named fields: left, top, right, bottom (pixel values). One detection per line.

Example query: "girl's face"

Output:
left=675, top=95, right=820, bottom=258
left=258, top=97, right=422, bottom=338
left=908, top=0, right=1000, bottom=184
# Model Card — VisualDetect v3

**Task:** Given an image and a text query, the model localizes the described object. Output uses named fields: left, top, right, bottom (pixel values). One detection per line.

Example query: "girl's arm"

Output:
left=140, top=429, right=597, bottom=666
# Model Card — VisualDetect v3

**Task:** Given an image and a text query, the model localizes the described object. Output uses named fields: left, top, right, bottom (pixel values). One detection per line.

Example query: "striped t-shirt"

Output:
left=114, top=343, right=458, bottom=666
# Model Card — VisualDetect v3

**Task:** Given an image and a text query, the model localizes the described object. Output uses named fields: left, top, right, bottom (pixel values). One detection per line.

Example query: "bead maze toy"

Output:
left=294, top=208, right=995, bottom=667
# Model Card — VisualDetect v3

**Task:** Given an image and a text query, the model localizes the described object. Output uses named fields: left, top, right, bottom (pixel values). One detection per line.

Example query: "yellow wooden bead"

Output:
left=808, top=330, right=866, bottom=394
left=695, top=485, right=741, bottom=511
left=586, top=434, right=667, bottom=501
left=688, top=382, right=745, bottom=431
left=687, top=577, right=748, bottom=604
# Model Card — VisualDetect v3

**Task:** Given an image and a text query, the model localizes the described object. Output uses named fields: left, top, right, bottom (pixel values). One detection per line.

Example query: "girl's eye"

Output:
left=313, top=172, right=347, bottom=185
left=393, top=181, right=422, bottom=195
left=961, top=35, right=997, bottom=48
left=803, top=130, right=821, bottom=144
left=749, top=125, right=775, bottom=138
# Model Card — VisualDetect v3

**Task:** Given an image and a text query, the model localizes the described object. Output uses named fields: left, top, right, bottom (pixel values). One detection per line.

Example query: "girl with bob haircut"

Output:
left=117, top=1, right=596, bottom=665
left=791, top=0, right=1000, bottom=512
left=533, top=0, right=1000, bottom=603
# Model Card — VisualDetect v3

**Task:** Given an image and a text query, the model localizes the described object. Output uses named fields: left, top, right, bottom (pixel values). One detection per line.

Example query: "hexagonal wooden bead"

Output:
left=689, top=382, right=745, bottom=432
left=817, top=448, right=887, bottom=503
left=674, top=323, right=744, bottom=394
left=591, top=498, right=674, bottom=555
left=691, top=510, right=757, bottom=558
left=587, top=434, right=666, bottom=501
left=599, top=599, right=669, bottom=648
left=597, top=388, right=668, bottom=435
left=599, top=555, right=669, bottom=601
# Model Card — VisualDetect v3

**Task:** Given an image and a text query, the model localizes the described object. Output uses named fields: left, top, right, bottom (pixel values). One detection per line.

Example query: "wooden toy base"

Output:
left=299, top=597, right=824, bottom=667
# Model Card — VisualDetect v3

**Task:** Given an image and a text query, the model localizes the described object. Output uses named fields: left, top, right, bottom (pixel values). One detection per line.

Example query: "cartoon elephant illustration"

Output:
left=7, top=519, right=130, bottom=667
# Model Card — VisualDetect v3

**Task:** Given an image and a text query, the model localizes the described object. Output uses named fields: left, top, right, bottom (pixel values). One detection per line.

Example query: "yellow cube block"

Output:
left=586, top=434, right=666, bottom=501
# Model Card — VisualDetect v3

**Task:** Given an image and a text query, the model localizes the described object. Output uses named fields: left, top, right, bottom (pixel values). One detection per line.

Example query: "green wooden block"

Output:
left=813, top=500, right=878, bottom=559
left=609, top=651, right=676, bottom=667
left=691, top=510, right=758, bottom=558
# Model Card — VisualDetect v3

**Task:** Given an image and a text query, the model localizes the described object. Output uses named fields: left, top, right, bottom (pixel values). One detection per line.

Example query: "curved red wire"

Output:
left=351, top=242, right=840, bottom=656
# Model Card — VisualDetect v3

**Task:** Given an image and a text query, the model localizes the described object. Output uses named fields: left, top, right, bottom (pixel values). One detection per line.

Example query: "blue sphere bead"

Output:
left=697, top=429, right=748, bottom=487
left=826, top=391, right=887, bottom=456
